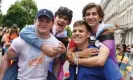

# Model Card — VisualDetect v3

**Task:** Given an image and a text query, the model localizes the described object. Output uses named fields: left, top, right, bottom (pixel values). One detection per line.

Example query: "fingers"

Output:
left=54, top=43, right=66, bottom=54
left=90, top=48, right=99, bottom=53
left=58, top=42, right=65, bottom=47
left=89, top=48, right=99, bottom=56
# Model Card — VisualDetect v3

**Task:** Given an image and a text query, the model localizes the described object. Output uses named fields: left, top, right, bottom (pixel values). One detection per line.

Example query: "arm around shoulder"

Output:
left=19, top=25, right=43, bottom=49
left=78, top=45, right=110, bottom=67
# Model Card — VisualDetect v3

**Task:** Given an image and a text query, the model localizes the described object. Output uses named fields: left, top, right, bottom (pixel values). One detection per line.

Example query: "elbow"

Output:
left=96, top=59, right=106, bottom=67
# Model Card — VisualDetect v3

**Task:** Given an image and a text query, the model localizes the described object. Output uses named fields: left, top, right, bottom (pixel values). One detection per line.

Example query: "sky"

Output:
left=1, top=0, right=101, bottom=28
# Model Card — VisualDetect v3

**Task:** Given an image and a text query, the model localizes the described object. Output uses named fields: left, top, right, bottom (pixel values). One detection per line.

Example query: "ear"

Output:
left=99, top=17, right=102, bottom=23
left=87, top=32, right=90, bottom=38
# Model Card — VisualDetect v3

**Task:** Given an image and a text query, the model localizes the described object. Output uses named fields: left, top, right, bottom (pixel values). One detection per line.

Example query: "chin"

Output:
left=38, top=30, right=47, bottom=33
left=88, top=24, right=94, bottom=27
left=57, top=26, right=65, bottom=31
left=74, top=41, right=82, bottom=44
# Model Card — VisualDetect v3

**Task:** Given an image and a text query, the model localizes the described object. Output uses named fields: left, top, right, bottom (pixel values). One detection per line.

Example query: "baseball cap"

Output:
left=35, top=9, right=54, bottom=20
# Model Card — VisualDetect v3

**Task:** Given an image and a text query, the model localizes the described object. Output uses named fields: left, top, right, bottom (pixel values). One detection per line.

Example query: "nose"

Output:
left=41, top=21, right=47, bottom=26
left=75, top=31, right=80, bottom=35
left=59, top=18, right=65, bottom=22
left=89, top=14, right=93, bottom=18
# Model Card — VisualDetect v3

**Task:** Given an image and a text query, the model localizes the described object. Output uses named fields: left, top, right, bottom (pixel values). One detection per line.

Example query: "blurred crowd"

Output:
left=0, top=24, right=19, bottom=56
left=116, top=44, right=133, bottom=79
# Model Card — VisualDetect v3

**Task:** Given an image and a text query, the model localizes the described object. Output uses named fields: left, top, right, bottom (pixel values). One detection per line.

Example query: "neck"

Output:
left=37, top=31, right=51, bottom=39
left=76, top=40, right=89, bottom=51
left=91, top=24, right=99, bottom=35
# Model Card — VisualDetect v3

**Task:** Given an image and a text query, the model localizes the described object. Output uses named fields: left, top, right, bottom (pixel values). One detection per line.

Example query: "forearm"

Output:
left=0, top=57, right=11, bottom=80
left=78, top=57, right=104, bottom=67
left=78, top=50, right=89, bottom=58
left=53, top=57, right=61, bottom=78
left=78, top=45, right=109, bottom=67
left=20, top=25, right=43, bottom=49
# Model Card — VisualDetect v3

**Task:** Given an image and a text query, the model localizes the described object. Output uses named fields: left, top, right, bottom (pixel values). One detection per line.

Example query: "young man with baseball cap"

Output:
left=0, top=9, right=66, bottom=80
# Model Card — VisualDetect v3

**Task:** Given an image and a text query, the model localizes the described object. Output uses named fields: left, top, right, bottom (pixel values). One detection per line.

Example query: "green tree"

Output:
left=2, top=2, right=27, bottom=29
left=2, top=0, right=37, bottom=29
left=0, top=13, right=2, bottom=26
left=0, top=0, right=2, bottom=26
left=20, top=0, right=37, bottom=24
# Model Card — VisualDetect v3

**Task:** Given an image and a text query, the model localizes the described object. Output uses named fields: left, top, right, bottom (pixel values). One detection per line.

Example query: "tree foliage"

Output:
left=20, top=0, right=37, bottom=24
left=2, top=0, right=37, bottom=29
left=0, top=13, right=2, bottom=26
left=0, top=0, right=2, bottom=26
left=2, top=2, right=27, bottom=29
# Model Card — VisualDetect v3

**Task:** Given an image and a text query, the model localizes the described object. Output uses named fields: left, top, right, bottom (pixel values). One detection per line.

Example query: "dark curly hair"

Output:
left=55, top=6, right=73, bottom=23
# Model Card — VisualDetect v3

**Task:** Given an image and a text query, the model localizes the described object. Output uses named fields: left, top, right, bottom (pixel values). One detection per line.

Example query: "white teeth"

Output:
left=75, top=37, right=81, bottom=39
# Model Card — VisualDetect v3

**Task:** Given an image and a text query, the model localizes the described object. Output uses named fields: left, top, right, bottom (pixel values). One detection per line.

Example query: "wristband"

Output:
left=75, top=51, right=79, bottom=58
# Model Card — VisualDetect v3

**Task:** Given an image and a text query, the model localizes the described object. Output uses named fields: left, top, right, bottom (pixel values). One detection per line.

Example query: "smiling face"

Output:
left=117, top=45, right=124, bottom=54
left=84, top=7, right=102, bottom=28
left=72, top=24, right=90, bottom=45
left=54, top=14, right=70, bottom=32
left=35, top=15, right=54, bottom=34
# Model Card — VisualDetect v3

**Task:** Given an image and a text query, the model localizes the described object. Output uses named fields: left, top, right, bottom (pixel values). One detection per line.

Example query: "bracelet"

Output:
left=75, top=51, right=79, bottom=58
left=77, top=58, right=79, bottom=66
left=74, top=57, right=79, bottom=66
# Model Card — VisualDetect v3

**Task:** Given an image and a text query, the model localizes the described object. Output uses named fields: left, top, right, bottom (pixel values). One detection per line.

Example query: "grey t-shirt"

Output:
left=11, top=34, right=60, bottom=80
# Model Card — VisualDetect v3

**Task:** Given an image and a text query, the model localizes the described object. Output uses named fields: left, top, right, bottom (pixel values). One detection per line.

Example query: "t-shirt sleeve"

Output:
left=10, top=38, right=21, bottom=54
left=19, top=25, right=43, bottom=49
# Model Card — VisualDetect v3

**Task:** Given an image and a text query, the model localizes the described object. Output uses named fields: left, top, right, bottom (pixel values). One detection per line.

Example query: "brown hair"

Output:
left=73, top=20, right=91, bottom=32
left=131, top=44, right=133, bottom=48
left=82, top=2, right=104, bottom=22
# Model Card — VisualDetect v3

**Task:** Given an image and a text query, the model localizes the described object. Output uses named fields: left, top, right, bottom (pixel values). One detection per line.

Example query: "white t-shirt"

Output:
left=11, top=34, right=60, bottom=80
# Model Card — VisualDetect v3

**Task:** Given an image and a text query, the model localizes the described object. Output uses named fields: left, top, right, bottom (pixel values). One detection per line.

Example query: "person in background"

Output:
left=0, top=27, right=3, bottom=48
left=1, top=24, right=18, bottom=56
left=116, top=44, right=133, bottom=79
left=130, top=44, right=133, bottom=67
left=1, top=26, right=9, bottom=37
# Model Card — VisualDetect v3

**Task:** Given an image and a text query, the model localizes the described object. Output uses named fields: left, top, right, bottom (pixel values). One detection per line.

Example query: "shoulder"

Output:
left=25, top=25, right=35, bottom=28
left=51, top=34, right=60, bottom=42
left=102, top=24, right=115, bottom=34
left=12, top=37, right=28, bottom=47
left=43, top=34, right=60, bottom=45
left=22, top=25, right=35, bottom=31
left=100, top=44, right=109, bottom=50
left=11, top=37, right=29, bottom=53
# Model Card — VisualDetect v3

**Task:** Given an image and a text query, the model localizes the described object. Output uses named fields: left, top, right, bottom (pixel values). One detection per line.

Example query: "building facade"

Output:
left=101, top=0, right=133, bottom=45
